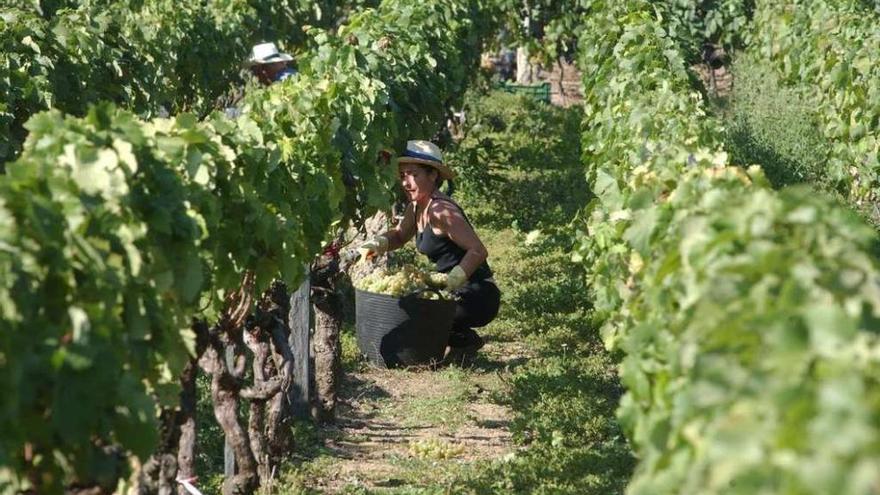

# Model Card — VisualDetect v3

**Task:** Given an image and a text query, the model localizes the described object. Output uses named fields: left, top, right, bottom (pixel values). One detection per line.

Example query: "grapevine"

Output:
left=0, top=0, right=497, bottom=490
left=574, top=2, right=880, bottom=494
left=0, top=1, right=340, bottom=164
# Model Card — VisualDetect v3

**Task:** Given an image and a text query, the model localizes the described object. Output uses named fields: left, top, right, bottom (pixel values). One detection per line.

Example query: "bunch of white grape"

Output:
left=409, top=438, right=465, bottom=460
left=354, top=265, right=449, bottom=299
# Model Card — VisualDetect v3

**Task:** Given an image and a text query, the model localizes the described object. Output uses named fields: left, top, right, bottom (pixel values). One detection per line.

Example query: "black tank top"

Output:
left=415, top=196, right=493, bottom=281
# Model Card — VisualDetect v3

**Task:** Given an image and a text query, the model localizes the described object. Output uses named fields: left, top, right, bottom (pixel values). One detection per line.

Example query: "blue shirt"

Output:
left=275, top=67, right=297, bottom=82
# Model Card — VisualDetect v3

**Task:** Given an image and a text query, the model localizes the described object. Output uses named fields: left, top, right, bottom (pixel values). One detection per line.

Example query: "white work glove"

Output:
left=445, top=265, right=468, bottom=290
left=358, top=235, right=388, bottom=258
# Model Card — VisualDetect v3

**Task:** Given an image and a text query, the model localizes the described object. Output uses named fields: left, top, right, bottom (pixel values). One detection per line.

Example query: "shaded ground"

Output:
left=314, top=343, right=529, bottom=492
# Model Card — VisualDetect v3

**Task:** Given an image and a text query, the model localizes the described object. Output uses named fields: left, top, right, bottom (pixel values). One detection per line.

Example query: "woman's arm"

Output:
left=382, top=202, right=417, bottom=251
left=428, top=200, right=488, bottom=277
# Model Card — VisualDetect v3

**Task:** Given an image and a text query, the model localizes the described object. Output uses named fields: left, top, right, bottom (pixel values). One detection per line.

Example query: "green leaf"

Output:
left=174, top=252, right=203, bottom=304
left=623, top=208, right=659, bottom=254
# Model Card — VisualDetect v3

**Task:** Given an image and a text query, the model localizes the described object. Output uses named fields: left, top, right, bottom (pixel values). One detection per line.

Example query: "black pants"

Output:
left=448, top=279, right=501, bottom=347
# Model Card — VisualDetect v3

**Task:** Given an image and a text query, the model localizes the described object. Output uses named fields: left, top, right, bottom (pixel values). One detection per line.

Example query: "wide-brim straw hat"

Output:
left=397, top=140, right=456, bottom=180
left=246, top=42, right=294, bottom=67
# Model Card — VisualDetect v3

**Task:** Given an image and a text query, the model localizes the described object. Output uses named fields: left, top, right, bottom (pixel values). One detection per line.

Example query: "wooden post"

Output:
left=516, top=46, right=536, bottom=84
left=223, top=346, right=236, bottom=479
left=287, top=278, right=311, bottom=419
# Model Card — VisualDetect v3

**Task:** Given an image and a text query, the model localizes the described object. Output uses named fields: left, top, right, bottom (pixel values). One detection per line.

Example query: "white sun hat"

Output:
left=246, top=42, right=294, bottom=67
left=397, top=140, right=456, bottom=180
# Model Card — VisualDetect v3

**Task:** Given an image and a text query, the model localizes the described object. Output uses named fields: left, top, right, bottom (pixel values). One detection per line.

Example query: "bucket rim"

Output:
left=355, top=287, right=457, bottom=307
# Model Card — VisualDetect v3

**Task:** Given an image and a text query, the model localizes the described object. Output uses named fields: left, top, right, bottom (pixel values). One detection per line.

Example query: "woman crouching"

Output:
left=359, top=140, right=501, bottom=363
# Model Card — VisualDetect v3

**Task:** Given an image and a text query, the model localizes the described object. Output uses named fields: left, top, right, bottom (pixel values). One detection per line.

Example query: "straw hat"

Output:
left=246, top=42, right=294, bottom=67
left=397, top=140, right=456, bottom=180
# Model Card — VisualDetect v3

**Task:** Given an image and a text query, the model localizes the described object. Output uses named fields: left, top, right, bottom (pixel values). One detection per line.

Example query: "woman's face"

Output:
left=399, top=163, right=437, bottom=203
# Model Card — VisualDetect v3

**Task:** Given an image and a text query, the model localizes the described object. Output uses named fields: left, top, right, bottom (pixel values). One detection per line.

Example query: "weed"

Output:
left=723, top=57, right=833, bottom=190
left=342, top=324, right=367, bottom=372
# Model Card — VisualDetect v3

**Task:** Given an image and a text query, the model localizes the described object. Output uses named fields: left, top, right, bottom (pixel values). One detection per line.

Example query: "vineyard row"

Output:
left=575, top=1, right=880, bottom=493
left=0, top=0, right=496, bottom=491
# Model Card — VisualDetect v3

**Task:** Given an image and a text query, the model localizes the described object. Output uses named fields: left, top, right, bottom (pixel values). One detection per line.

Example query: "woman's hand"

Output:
left=358, top=235, right=388, bottom=258
left=445, top=265, right=468, bottom=290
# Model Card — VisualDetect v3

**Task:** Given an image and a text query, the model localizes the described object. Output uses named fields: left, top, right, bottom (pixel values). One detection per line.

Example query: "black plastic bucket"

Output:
left=355, top=288, right=456, bottom=368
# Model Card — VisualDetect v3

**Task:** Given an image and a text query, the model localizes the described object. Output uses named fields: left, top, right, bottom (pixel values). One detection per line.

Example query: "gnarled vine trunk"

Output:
left=312, top=284, right=343, bottom=423
left=137, top=410, right=180, bottom=495
left=196, top=274, right=259, bottom=495
left=311, top=232, right=353, bottom=423
left=139, top=350, right=204, bottom=495
left=242, top=324, right=277, bottom=486
left=199, top=339, right=258, bottom=495
left=176, top=360, right=198, bottom=495
left=261, top=282, right=296, bottom=463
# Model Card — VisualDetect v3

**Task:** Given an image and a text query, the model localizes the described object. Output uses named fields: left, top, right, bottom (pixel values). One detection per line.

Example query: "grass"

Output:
left=721, top=56, right=833, bottom=190
left=453, top=92, right=633, bottom=494
left=381, top=370, right=473, bottom=430
left=324, top=90, right=636, bottom=493
left=447, top=229, right=632, bottom=495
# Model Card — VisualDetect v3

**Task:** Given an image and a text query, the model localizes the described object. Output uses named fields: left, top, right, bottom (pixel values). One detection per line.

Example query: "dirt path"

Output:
left=273, top=87, right=595, bottom=492
left=300, top=327, right=532, bottom=493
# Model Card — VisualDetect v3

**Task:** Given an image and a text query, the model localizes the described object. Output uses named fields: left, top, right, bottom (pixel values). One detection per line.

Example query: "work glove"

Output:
left=445, top=265, right=468, bottom=290
left=358, top=235, right=388, bottom=258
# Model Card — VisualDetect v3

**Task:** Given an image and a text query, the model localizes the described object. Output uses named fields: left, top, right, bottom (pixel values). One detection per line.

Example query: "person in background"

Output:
left=499, top=48, right=516, bottom=81
left=360, top=140, right=501, bottom=363
left=223, top=41, right=297, bottom=118
left=246, top=41, right=297, bottom=86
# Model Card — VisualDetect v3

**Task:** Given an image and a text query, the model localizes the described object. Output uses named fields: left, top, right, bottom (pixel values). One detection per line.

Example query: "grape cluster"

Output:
left=409, top=438, right=465, bottom=460
left=354, top=265, right=449, bottom=299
